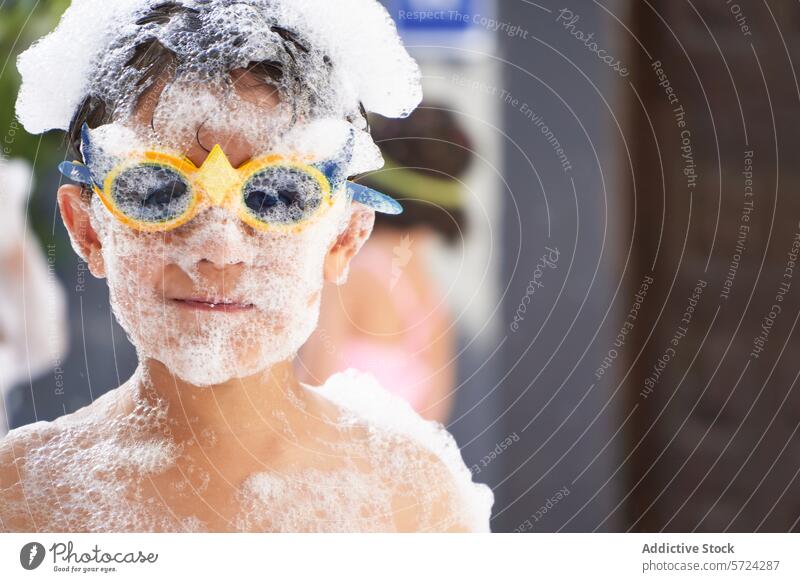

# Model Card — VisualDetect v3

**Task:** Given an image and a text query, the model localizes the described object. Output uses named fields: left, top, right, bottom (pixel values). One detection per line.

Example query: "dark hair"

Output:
left=362, top=103, right=473, bottom=244
left=66, top=0, right=369, bottom=162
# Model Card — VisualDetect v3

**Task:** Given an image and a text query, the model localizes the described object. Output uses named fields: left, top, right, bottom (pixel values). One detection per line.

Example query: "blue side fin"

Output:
left=346, top=181, right=403, bottom=215
left=58, top=161, right=94, bottom=186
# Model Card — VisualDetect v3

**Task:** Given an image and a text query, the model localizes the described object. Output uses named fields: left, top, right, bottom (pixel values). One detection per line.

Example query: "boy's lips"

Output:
left=170, top=296, right=256, bottom=312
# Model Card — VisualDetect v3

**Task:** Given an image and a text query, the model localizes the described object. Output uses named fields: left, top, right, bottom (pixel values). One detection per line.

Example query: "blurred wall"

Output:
left=625, top=0, right=800, bottom=532
left=495, top=0, right=627, bottom=532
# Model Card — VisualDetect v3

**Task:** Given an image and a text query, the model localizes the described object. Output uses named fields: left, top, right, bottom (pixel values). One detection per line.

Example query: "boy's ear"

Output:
left=57, top=184, right=106, bottom=278
left=323, top=204, right=375, bottom=284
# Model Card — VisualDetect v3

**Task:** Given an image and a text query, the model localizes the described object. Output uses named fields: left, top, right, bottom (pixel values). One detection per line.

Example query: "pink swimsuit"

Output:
left=336, top=243, right=437, bottom=411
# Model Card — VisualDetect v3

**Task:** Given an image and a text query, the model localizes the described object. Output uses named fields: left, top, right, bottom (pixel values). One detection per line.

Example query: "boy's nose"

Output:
left=195, top=257, right=245, bottom=280
left=180, top=207, right=256, bottom=267
left=194, top=237, right=248, bottom=281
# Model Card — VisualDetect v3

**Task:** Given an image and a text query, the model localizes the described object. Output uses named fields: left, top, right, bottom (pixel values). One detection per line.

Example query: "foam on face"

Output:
left=16, top=0, right=417, bottom=382
left=74, top=115, right=362, bottom=387
left=85, top=111, right=382, bottom=182
left=88, top=173, right=352, bottom=387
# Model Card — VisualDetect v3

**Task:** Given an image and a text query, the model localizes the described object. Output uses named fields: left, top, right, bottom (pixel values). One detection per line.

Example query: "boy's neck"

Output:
left=125, top=357, right=310, bottom=443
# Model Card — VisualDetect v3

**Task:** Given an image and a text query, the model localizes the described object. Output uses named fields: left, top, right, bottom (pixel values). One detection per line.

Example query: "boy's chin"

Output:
left=136, top=322, right=315, bottom=387
left=120, top=295, right=321, bottom=387
left=148, top=347, right=295, bottom=387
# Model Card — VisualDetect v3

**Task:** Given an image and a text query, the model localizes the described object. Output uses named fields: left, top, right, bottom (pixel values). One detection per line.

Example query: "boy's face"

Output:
left=59, top=70, right=374, bottom=386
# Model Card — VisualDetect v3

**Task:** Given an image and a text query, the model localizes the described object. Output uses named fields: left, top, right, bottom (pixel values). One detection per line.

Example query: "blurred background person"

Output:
left=0, top=158, right=67, bottom=436
left=298, top=102, right=473, bottom=424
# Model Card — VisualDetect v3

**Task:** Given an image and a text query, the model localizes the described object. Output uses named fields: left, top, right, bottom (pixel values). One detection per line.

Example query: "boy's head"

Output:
left=16, top=0, right=421, bottom=386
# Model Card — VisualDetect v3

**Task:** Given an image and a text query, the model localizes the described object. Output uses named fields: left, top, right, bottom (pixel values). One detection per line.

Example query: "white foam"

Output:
left=305, top=369, right=494, bottom=532
left=276, top=0, right=422, bottom=117
left=75, top=115, right=364, bottom=388
left=85, top=169, right=354, bottom=386
left=0, top=0, right=492, bottom=535
left=16, top=0, right=421, bottom=136
left=15, top=0, right=143, bottom=135
left=1, top=389, right=182, bottom=531
left=2, top=366, right=494, bottom=531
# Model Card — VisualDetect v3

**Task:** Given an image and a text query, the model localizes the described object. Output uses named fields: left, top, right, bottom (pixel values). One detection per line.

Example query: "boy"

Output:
left=0, top=0, right=492, bottom=532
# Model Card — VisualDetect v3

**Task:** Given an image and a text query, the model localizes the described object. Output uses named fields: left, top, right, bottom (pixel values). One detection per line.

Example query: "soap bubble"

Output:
left=16, top=0, right=422, bottom=160
left=90, top=191, right=351, bottom=387
left=1, top=367, right=493, bottom=531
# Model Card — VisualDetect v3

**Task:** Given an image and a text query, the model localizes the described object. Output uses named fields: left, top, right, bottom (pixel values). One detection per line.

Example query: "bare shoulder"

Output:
left=0, top=420, right=60, bottom=484
left=386, top=436, right=477, bottom=532
left=0, top=391, right=120, bottom=532
left=307, top=369, right=494, bottom=532
left=0, top=431, right=22, bottom=493
left=0, top=420, right=61, bottom=531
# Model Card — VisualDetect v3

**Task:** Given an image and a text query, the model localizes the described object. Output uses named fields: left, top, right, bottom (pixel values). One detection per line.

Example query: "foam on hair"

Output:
left=16, top=0, right=422, bottom=134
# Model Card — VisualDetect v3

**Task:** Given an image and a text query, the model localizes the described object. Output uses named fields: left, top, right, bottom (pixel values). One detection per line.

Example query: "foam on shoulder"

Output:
left=306, top=368, right=494, bottom=532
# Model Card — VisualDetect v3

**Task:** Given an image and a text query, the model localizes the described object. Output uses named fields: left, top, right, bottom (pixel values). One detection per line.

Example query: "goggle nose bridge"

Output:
left=190, top=144, right=247, bottom=206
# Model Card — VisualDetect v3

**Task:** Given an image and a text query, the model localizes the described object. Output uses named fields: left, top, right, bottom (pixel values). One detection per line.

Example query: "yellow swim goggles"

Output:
left=59, top=124, right=403, bottom=233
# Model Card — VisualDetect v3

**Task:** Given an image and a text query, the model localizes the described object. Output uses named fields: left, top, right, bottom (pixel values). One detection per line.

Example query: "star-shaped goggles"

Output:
left=58, top=124, right=403, bottom=234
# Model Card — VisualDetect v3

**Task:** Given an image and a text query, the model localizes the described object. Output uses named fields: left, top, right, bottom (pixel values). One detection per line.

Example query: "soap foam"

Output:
left=2, top=367, right=493, bottom=532
left=74, top=116, right=366, bottom=388
left=0, top=388, right=182, bottom=532
left=305, top=368, right=494, bottom=532
left=89, top=188, right=353, bottom=387
left=16, top=0, right=422, bottom=132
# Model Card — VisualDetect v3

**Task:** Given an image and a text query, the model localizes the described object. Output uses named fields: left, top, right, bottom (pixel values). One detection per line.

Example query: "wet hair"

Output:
left=65, top=0, right=370, bottom=162
left=363, top=103, right=472, bottom=244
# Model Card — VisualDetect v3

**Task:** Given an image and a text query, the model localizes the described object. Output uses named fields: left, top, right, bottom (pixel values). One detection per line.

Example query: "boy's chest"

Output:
left=43, top=458, right=395, bottom=532
left=133, top=465, right=402, bottom=532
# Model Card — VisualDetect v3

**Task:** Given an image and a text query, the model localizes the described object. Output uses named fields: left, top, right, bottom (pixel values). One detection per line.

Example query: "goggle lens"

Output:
left=241, top=166, right=323, bottom=226
left=111, top=164, right=193, bottom=224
